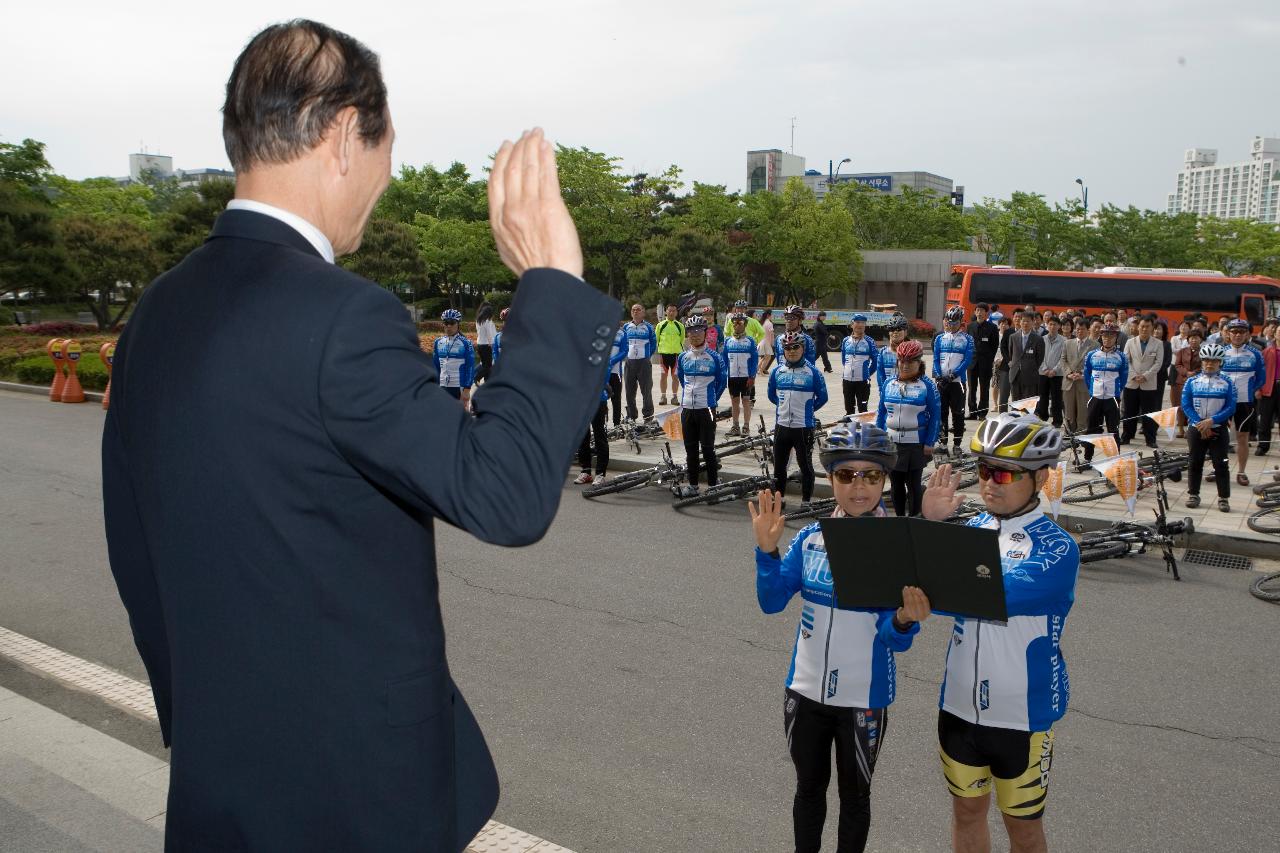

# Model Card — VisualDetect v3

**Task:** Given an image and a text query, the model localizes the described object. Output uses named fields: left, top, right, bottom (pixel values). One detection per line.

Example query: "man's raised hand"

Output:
left=749, top=489, right=788, bottom=554
left=921, top=463, right=965, bottom=521
left=488, top=128, right=584, bottom=279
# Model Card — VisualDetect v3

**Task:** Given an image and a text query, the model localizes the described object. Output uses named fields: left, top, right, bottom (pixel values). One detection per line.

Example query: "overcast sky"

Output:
left=4, top=0, right=1277, bottom=211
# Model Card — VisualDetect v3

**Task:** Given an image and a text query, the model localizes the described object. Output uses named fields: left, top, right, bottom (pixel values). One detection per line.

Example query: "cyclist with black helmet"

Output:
left=933, top=306, right=975, bottom=455
left=768, top=330, right=829, bottom=509
left=876, top=314, right=909, bottom=392
left=675, top=315, right=728, bottom=498
left=876, top=339, right=940, bottom=517
left=775, top=304, right=818, bottom=366
left=840, top=313, right=879, bottom=415
left=751, top=422, right=932, bottom=853
left=923, top=412, right=1080, bottom=853
left=1181, top=342, right=1237, bottom=511
left=724, top=312, right=760, bottom=436
left=433, top=308, right=475, bottom=406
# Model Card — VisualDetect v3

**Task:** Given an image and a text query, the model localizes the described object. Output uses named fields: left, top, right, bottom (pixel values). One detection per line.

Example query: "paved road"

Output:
left=2, top=389, right=1279, bottom=852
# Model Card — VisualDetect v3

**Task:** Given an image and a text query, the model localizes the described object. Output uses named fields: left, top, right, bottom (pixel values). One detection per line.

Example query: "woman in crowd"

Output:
left=751, top=423, right=931, bottom=853
left=1153, top=318, right=1173, bottom=415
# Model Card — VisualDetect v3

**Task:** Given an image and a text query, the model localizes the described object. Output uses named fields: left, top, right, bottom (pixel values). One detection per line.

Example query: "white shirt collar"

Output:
left=226, top=199, right=335, bottom=264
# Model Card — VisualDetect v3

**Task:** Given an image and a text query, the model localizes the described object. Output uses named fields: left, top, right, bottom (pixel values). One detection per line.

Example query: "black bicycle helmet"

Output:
left=820, top=421, right=897, bottom=473
left=886, top=314, right=908, bottom=333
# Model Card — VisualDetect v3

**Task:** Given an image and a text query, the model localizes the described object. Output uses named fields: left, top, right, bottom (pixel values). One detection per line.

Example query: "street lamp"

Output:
left=1075, top=177, right=1088, bottom=214
left=828, top=157, right=852, bottom=189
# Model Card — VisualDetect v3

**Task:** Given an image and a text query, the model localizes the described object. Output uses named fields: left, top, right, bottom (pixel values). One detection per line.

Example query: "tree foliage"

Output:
left=56, top=214, right=158, bottom=329
left=832, top=184, right=968, bottom=250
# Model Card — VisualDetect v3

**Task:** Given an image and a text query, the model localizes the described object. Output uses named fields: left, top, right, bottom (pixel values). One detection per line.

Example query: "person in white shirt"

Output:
left=474, top=302, right=497, bottom=383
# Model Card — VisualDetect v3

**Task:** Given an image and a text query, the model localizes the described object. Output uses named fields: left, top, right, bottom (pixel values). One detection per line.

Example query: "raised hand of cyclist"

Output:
left=921, top=463, right=965, bottom=521
left=749, top=489, right=788, bottom=553
left=897, top=585, right=932, bottom=625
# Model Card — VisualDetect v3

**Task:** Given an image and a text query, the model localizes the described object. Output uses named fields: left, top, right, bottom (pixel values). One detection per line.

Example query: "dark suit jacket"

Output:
left=1008, top=330, right=1044, bottom=386
left=102, top=209, right=620, bottom=852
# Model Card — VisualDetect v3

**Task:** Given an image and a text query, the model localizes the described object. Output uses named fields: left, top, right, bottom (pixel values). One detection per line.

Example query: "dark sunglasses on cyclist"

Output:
left=831, top=468, right=885, bottom=485
left=977, top=462, right=1028, bottom=484
left=783, top=344, right=803, bottom=351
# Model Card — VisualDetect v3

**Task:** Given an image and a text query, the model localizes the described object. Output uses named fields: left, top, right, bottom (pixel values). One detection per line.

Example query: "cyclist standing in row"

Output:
left=1220, top=318, right=1265, bottom=486
left=433, top=308, right=475, bottom=407
left=1181, top=342, right=1236, bottom=511
left=735, top=300, right=766, bottom=345
left=933, top=306, right=974, bottom=456
left=656, top=304, right=685, bottom=407
left=573, top=342, right=627, bottom=487
left=723, top=312, right=760, bottom=437
left=923, top=413, right=1080, bottom=853
left=622, top=303, right=658, bottom=423
left=1080, top=323, right=1127, bottom=464
left=768, top=331, right=828, bottom=510
left=751, top=423, right=933, bottom=853
left=877, top=339, right=939, bottom=517
left=840, top=313, right=879, bottom=415
left=775, top=305, right=817, bottom=365
left=876, top=315, right=909, bottom=391
left=675, top=316, right=728, bottom=499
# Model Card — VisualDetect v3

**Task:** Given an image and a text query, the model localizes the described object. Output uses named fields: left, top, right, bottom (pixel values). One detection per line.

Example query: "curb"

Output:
left=0, top=380, right=105, bottom=403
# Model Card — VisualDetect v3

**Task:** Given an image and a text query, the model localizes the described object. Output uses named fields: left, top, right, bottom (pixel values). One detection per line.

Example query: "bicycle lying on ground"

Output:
left=1250, top=571, right=1280, bottom=603
left=582, top=442, right=686, bottom=499
left=671, top=443, right=801, bottom=510
left=1060, top=450, right=1188, bottom=504
left=605, top=417, right=666, bottom=454
left=1074, top=455, right=1193, bottom=580
left=1247, top=471, right=1280, bottom=534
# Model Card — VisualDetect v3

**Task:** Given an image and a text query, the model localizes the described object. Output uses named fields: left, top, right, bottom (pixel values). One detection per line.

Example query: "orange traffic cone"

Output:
left=47, top=338, right=67, bottom=401
left=100, top=342, right=116, bottom=410
left=60, top=339, right=85, bottom=403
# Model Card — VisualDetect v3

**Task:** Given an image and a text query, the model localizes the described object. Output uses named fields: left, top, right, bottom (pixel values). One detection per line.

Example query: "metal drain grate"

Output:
left=1183, top=549, right=1253, bottom=571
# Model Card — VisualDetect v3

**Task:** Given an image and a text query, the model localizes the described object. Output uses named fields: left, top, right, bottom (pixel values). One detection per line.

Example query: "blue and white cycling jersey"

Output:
left=622, top=321, right=657, bottom=360
left=768, top=361, right=828, bottom=428
left=877, top=344, right=899, bottom=388
left=1083, top=347, right=1127, bottom=400
left=841, top=335, right=879, bottom=383
left=609, top=327, right=626, bottom=377
left=757, top=523, right=919, bottom=708
left=933, top=331, right=974, bottom=381
left=876, top=376, right=940, bottom=445
left=1220, top=344, right=1264, bottom=404
left=940, top=506, right=1080, bottom=732
left=723, top=333, right=760, bottom=379
left=433, top=333, right=475, bottom=389
left=1181, top=372, right=1236, bottom=426
left=775, top=331, right=817, bottom=365
left=676, top=347, right=727, bottom=409
left=491, top=331, right=502, bottom=365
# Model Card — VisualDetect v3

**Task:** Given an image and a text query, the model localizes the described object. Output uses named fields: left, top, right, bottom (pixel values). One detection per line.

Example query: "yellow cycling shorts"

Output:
left=938, top=710, right=1054, bottom=819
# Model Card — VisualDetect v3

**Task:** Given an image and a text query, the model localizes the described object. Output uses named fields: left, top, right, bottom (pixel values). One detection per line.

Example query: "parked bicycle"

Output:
left=1060, top=450, right=1189, bottom=504
left=672, top=444, right=800, bottom=510
left=582, top=442, right=686, bottom=499
left=1074, top=457, right=1193, bottom=580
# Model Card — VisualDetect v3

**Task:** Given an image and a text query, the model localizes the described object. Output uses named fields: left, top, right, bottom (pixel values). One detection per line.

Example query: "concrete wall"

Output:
left=823, top=249, right=987, bottom=329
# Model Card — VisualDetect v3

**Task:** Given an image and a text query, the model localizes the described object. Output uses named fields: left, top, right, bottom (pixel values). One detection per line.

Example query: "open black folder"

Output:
left=818, top=516, right=1008, bottom=621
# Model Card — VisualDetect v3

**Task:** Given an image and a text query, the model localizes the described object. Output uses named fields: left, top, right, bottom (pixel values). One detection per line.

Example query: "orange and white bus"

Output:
left=947, top=265, right=1280, bottom=328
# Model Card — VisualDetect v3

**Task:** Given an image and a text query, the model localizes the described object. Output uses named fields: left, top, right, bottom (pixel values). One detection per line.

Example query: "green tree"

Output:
left=377, top=162, right=487, bottom=224
left=413, top=215, right=511, bottom=311
left=0, top=139, right=69, bottom=302
left=626, top=225, right=737, bottom=307
left=1194, top=217, right=1280, bottom=278
left=48, top=175, right=155, bottom=223
left=152, top=179, right=235, bottom=269
left=341, top=217, right=428, bottom=291
left=738, top=178, right=860, bottom=306
left=968, top=192, right=1084, bottom=270
left=682, top=182, right=742, bottom=235
left=830, top=183, right=969, bottom=250
left=1084, top=205, right=1199, bottom=269
left=56, top=214, right=159, bottom=329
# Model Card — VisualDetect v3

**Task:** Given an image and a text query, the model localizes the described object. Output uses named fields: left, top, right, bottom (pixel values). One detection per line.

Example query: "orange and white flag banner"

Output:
left=1009, top=396, right=1039, bottom=413
left=658, top=407, right=683, bottom=441
left=1094, top=452, right=1140, bottom=516
left=1040, top=460, right=1068, bottom=520
left=1079, top=433, right=1120, bottom=466
left=844, top=411, right=877, bottom=425
left=1146, top=406, right=1179, bottom=440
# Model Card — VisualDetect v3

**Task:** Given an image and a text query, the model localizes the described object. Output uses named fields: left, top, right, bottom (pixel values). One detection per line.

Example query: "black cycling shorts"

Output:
left=660, top=353, right=679, bottom=369
left=938, top=710, right=1054, bottom=820
left=728, top=377, right=751, bottom=398
left=1233, top=401, right=1256, bottom=432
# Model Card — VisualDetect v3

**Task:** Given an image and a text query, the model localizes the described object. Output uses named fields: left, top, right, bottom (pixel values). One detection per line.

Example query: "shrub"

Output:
left=13, top=353, right=111, bottom=391
left=21, top=320, right=101, bottom=337
left=908, top=319, right=936, bottom=338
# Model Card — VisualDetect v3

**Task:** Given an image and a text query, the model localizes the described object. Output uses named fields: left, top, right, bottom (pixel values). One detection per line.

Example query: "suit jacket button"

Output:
left=596, top=325, right=612, bottom=337
left=592, top=339, right=608, bottom=351
left=588, top=353, right=603, bottom=366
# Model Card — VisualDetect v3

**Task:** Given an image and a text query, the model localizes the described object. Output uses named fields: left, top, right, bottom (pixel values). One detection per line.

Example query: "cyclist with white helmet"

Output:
left=768, top=330, right=829, bottom=508
left=734, top=299, right=766, bottom=346
left=751, top=423, right=932, bottom=853
left=774, top=304, right=817, bottom=365
left=1181, top=342, right=1237, bottom=511
left=433, top=308, right=475, bottom=406
left=933, top=306, right=975, bottom=455
left=1080, top=322, right=1128, bottom=463
left=723, top=312, right=760, bottom=436
left=675, top=315, right=728, bottom=498
left=840, top=313, right=879, bottom=415
left=922, top=412, right=1080, bottom=853
left=1220, top=318, right=1265, bottom=486
left=876, top=339, right=940, bottom=517
left=876, top=315, right=909, bottom=391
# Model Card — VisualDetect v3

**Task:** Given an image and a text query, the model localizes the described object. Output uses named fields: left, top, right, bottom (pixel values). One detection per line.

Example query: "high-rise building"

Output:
left=1166, top=137, right=1280, bottom=223
left=117, top=153, right=234, bottom=188
left=746, top=149, right=806, bottom=193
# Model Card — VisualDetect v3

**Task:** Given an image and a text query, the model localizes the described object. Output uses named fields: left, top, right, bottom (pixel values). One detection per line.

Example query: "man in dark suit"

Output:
left=102, top=20, right=619, bottom=853
left=1008, top=311, right=1045, bottom=402
left=965, top=302, right=999, bottom=418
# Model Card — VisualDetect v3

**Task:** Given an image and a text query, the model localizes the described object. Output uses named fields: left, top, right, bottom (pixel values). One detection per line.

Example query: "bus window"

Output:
left=1242, top=294, right=1265, bottom=327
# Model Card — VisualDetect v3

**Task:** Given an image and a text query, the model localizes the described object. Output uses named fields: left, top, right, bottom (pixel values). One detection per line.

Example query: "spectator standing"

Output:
left=1256, top=328, right=1278, bottom=456
left=758, top=309, right=776, bottom=374
left=1171, top=328, right=1204, bottom=438
left=1153, top=319, right=1173, bottom=416
left=1008, top=311, right=1045, bottom=401
left=1121, top=316, right=1162, bottom=447
left=474, top=302, right=497, bottom=383
left=813, top=310, right=833, bottom=372
left=966, top=302, right=999, bottom=419
left=1035, top=314, right=1066, bottom=427
left=1061, top=318, right=1098, bottom=434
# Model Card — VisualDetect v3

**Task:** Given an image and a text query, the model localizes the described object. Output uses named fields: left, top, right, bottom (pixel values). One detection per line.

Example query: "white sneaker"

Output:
left=592, top=474, right=605, bottom=486
left=573, top=471, right=593, bottom=485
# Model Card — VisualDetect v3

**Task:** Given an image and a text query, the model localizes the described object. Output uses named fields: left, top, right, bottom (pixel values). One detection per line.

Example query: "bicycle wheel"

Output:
left=1247, top=507, right=1280, bottom=535
left=672, top=479, right=762, bottom=509
left=713, top=439, right=755, bottom=457
left=784, top=498, right=837, bottom=522
left=1079, top=541, right=1131, bottom=563
left=1256, top=495, right=1280, bottom=509
left=582, top=471, right=653, bottom=498
left=957, top=472, right=979, bottom=490
left=1250, top=571, right=1280, bottom=603
left=1062, top=478, right=1119, bottom=504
